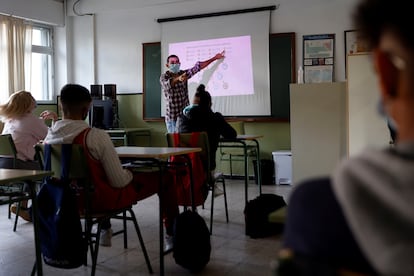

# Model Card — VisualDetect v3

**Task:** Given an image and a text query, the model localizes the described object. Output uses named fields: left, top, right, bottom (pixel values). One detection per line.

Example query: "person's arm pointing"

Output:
left=199, top=50, right=225, bottom=70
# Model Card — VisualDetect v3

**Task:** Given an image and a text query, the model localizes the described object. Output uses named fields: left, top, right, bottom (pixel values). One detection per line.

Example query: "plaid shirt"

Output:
left=160, top=62, right=201, bottom=122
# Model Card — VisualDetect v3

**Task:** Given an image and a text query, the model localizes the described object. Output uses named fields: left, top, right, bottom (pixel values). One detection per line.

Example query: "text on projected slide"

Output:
left=169, top=35, right=254, bottom=97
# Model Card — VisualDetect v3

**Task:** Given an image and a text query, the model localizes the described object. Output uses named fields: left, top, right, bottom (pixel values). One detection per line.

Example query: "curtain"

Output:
left=0, top=15, right=32, bottom=103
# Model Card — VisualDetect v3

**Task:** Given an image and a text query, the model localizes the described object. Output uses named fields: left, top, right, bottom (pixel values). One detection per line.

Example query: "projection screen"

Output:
left=160, top=10, right=271, bottom=117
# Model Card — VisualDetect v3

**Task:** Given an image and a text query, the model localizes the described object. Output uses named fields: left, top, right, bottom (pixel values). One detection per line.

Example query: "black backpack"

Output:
left=244, top=193, right=286, bottom=238
left=37, top=144, right=87, bottom=268
left=173, top=210, right=211, bottom=272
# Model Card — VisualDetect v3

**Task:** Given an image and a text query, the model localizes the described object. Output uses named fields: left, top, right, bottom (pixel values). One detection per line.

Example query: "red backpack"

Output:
left=170, top=132, right=208, bottom=207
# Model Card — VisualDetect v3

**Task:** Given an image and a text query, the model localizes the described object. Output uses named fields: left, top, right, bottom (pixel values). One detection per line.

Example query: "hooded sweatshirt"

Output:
left=44, top=119, right=132, bottom=188
left=332, top=143, right=414, bottom=276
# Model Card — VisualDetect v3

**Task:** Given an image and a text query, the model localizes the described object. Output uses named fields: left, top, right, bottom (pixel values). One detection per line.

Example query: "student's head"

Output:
left=354, top=0, right=414, bottom=142
left=0, top=91, right=36, bottom=119
left=166, top=54, right=180, bottom=73
left=192, top=94, right=200, bottom=105
left=195, top=84, right=212, bottom=109
left=60, top=84, right=92, bottom=120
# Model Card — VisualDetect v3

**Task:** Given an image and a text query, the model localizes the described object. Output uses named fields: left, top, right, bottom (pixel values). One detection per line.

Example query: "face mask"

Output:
left=169, top=63, right=180, bottom=73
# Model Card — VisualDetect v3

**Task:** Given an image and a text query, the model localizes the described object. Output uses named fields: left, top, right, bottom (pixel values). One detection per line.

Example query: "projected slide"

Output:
left=169, top=35, right=254, bottom=97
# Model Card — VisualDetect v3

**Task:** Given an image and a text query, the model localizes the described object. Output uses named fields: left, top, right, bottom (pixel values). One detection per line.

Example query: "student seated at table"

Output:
left=0, top=90, right=57, bottom=221
left=178, top=84, right=237, bottom=195
left=43, top=84, right=179, bottom=249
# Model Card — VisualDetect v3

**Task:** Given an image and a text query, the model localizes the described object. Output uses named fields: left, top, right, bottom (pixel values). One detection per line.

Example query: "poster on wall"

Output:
left=344, top=30, right=369, bottom=78
left=302, top=34, right=335, bottom=83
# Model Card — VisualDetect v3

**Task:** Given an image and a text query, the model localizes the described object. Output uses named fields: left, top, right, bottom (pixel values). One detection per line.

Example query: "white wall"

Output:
left=347, top=54, right=391, bottom=156
left=0, top=0, right=64, bottom=26
left=56, top=0, right=359, bottom=93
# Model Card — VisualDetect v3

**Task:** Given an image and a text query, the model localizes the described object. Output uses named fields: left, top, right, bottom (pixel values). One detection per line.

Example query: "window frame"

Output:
left=31, top=23, right=55, bottom=104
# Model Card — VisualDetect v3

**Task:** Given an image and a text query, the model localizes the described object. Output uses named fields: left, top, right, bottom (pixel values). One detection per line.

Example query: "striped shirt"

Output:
left=160, top=62, right=201, bottom=122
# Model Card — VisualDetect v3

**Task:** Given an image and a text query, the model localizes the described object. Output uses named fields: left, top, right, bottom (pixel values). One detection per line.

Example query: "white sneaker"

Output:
left=213, top=184, right=224, bottom=197
left=100, top=228, right=113, bottom=247
left=164, top=234, right=174, bottom=252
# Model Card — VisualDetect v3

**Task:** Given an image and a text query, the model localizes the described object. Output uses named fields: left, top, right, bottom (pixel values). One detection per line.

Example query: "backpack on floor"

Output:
left=37, top=144, right=87, bottom=268
left=244, top=193, right=286, bottom=238
left=173, top=210, right=211, bottom=272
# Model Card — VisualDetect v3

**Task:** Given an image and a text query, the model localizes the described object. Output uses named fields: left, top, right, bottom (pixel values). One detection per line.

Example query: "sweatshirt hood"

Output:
left=44, top=119, right=89, bottom=144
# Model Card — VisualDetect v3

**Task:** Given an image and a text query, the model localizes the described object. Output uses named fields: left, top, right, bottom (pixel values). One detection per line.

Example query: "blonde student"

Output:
left=0, top=90, right=57, bottom=221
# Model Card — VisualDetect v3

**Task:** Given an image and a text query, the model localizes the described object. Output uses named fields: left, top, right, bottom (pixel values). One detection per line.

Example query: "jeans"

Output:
left=165, top=120, right=177, bottom=133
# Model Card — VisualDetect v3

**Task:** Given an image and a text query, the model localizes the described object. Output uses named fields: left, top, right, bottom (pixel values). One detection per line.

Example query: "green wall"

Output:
left=117, top=94, right=291, bottom=175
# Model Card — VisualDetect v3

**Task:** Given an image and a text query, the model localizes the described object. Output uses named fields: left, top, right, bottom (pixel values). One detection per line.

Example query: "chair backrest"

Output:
left=229, top=121, right=245, bottom=135
left=34, top=144, right=89, bottom=181
left=166, top=132, right=212, bottom=183
left=0, top=134, right=18, bottom=167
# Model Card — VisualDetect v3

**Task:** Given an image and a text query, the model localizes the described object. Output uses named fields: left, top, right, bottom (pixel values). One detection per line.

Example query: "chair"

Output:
left=218, top=121, right=257, bottom=179
left=166, top=132, right=229, bottom=234
left=0, top=134, right=25, bottom=231
left=34, top=144, right=153, bottom=276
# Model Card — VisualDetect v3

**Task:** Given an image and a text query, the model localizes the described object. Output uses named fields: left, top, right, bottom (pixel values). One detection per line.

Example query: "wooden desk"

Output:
left=106, top=128, right=151, bottom=146
left=0, top=169, right=53, bottom=276
left=115, top=146, right=201, bottom=276
left=219, top=134, right=263, bottom=205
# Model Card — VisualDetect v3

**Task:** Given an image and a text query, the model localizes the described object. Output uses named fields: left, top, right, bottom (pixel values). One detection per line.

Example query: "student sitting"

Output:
left=43, top=84, right=179, bottom=249
left=178, top=84, right=237, bottom=196
left=278, top=0, right=414, bottom=275
left=0, top=90, right=57, bottom=221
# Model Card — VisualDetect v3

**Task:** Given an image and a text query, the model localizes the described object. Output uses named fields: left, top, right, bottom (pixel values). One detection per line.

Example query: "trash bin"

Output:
left=272, top=151, right=292, bottom=185
left=252, top=159, right=274, bottom=185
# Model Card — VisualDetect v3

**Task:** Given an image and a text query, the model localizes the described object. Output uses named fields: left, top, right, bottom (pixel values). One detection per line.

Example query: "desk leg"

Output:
left=243, top=143, right=248, bottom=206
left=185, top=155, right=196, bottom=211
left=30, top=180, right=43, bottom=276
left=123, top=134, right=128, bottom=146
left=158, top=162, right=165, bottom=276
left=253, top=139, right=262, bottom=195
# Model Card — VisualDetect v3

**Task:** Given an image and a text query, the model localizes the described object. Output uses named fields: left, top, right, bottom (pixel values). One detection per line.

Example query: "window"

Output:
left=30, top=25, right=54, bottom=102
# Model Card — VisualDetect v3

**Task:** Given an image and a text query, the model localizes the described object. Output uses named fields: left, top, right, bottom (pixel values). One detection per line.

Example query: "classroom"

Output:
left=0, top=0, right=364, bottom=176
left=0, top=0, right=395, bottom=275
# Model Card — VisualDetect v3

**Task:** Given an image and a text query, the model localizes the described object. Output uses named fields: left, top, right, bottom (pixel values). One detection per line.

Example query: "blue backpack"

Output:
left=37, top=144, right=87, bottom=268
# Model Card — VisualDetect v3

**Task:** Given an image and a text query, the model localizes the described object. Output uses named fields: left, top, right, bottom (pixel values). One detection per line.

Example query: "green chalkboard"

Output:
left=142, top=33, right=295, bottom=121
left=143, top=42, right=162, bottom=120
left=270, top=32, right=295, bottom=120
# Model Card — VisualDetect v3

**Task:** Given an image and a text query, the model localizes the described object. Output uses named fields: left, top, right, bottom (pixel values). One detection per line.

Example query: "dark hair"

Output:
left=167, top=54, right=179, bottom=63
left=60, top=84, right=92, bottom=114
left=195, top=84, right=211, bottom=109
left=354, top=0, right=414, bottom=50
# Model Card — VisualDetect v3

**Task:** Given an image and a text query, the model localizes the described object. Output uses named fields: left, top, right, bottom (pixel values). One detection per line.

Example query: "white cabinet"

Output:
left=289, top=54, right=392, bottom=185
left=290, top=82, right=347, bottom=185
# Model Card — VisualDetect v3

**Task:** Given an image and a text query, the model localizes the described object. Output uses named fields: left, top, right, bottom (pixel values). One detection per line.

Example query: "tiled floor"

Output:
left=0, top=179, right=291, bottom=276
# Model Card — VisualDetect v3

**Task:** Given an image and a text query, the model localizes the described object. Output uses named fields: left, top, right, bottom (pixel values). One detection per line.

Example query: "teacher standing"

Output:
left=160, top=51, right=225, bottom=133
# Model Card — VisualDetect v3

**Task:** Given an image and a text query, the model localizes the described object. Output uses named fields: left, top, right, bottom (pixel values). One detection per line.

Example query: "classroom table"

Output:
left=0, top=169, right=53, bottom=276
left=219, top=134, right=263, bottom=205
left=115, top=146, right=201, bottom=276
left=105, top=128, right=151, bottom=146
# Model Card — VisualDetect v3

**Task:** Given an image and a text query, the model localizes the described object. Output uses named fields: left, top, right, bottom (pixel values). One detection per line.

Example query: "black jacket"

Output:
left=178, top=105, right=237, bottom=170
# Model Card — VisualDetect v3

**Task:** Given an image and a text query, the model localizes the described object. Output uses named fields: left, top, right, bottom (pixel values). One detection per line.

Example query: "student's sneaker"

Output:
left=164, top=234, right=174, bottom=253
left=213, top=184, right=224, bottom=197
left=100, top=228, right=113, bottom=247
left=10, top=205, right=32, bottom=222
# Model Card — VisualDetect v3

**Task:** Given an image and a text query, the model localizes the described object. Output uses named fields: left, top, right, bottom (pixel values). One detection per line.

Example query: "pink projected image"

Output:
left=169, top=35, right=254, bottom=97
